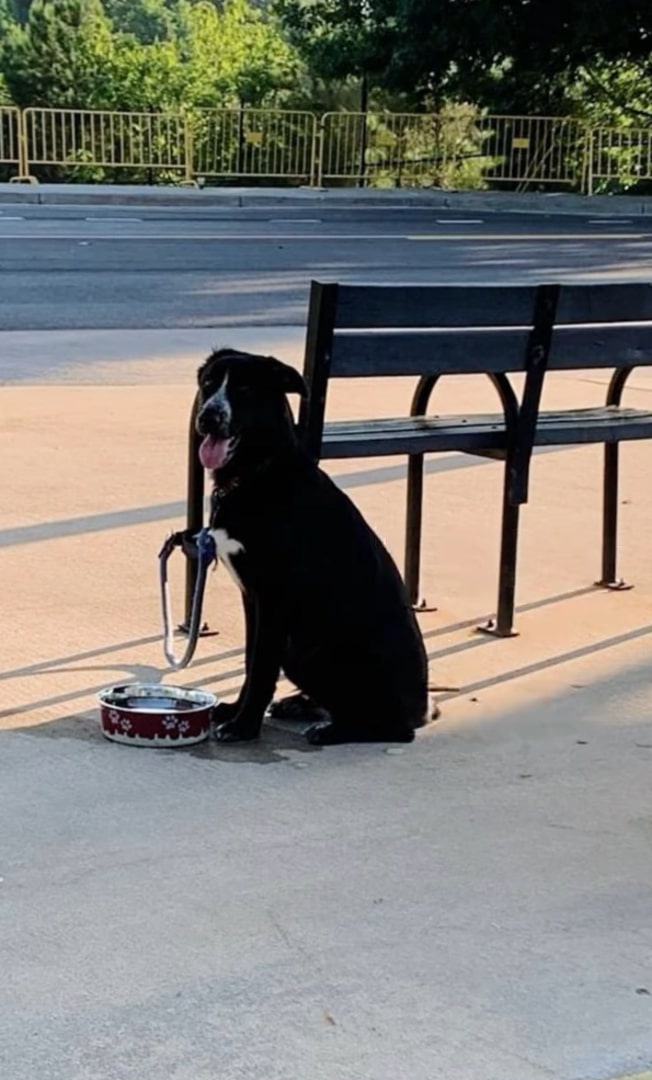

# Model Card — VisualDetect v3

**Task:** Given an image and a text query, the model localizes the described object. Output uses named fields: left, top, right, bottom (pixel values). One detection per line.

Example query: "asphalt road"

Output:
left=1, top=203, right=652, bottom=330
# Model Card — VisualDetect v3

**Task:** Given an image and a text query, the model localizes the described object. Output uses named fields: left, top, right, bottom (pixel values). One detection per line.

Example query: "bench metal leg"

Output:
left=404, top=454, right=437, bottom=611
left=595, top=442, right=633, bottom=591
left=478, top=462, right=520, bottom=638
left=404, top=454, right=423, bottom=605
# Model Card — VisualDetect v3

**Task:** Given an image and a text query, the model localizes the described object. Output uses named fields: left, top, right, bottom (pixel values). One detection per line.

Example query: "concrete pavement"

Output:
left=2, top=327, right=652, bottom=1078
left=2, top=181, right=652, bottom=216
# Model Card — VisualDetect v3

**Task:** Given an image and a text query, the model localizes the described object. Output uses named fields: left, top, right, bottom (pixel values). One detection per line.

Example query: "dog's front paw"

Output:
left=212, top=702, right=239, bottom=727
left=214, top=710, right=262, bottom=743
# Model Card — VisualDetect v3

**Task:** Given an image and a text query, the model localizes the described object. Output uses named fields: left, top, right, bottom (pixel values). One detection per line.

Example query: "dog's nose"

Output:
left=196, top=400, right=229, bottom=436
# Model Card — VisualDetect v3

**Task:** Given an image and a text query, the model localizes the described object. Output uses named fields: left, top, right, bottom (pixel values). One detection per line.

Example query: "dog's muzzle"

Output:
left=196, top=376, right=236, bottom=471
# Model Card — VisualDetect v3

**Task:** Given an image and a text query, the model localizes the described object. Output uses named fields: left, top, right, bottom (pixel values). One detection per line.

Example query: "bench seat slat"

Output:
left=319, top=407, right=652, bottom=459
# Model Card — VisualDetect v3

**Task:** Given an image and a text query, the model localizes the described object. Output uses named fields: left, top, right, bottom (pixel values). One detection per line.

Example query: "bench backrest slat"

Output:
left=315, top=282, right=652, bottom=377
left=336, top=284, right=538, bottom=328
left=334, top=282, right=652, bottom=331
left=559, top=283, right=652, bottom=324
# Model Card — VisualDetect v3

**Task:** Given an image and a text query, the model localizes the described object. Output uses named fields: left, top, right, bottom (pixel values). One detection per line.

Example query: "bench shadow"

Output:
left=15, top=613, right=652, bottom=762
left=0, top=583, right=630, bottom=735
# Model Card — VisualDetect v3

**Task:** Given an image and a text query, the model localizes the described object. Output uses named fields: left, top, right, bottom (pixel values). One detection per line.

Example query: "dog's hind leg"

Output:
left=269, top=640, right=330, bottom=723
left=280, top=640, right=419, bottom=745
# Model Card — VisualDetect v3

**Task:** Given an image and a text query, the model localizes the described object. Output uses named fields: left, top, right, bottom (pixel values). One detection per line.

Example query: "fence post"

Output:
left=184, top=112, right=194, bottom=184
left=314, top=114, right=324, bottom=187
left=18, top=108, right=29, bottom=178
left=310, top=110, right=321, bottom=186
left=583, top=126, right=594, bottom=196
left=236, top=104, right=245, bottom=176
left=357, top=78, right=369, bottom=188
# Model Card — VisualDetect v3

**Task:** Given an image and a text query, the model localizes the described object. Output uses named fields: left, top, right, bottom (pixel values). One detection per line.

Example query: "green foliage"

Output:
left=0, top=0, right=301, bottom=109
left=275, top=0, right=652, bottom=114
left=178, top=0, right=300, bottom=107
left=565, top=61, right=652, bottom=127
left=330, top=103, right=493, bottom=190
left=7, top=0, right=32, bottom=21
left=5, top=0, right=648, bottom=120
left=103, top=0, right=181, bottom=44
left=106, top=38, right=186, bottom=109
left=275, top=0, right=392, bottom=85
left=1, top=0, right=115, bottom=107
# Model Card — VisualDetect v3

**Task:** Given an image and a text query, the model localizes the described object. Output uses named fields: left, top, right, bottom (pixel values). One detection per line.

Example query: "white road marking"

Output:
left=0, top=215, right=24, bottom=220
left=407, top=232, right=647, bottom=241
left=270, top=217, right=322, bottom=223
left=436, top=218, right=484, bottom=224
left=0, top=231, right=409, bottom=241
left=85, top=216, right=143, bottom=222
left=0, top=231, right=647, bottom=242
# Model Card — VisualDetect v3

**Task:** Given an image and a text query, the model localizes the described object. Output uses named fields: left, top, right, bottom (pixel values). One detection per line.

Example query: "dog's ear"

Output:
left=266, top=357, right=307, bottom=399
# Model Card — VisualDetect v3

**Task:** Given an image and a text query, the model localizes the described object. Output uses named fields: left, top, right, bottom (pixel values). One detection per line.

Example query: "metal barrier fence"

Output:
left=586, top=126, right=652, bottom=195
left=476, top=115, right=587, bottom=189
left=0, top=106, right=21, bottom=178
left=190, top=108, right=317, bottom=183
left=319, top=111, right=587, bottom=190
left=22, top=107, right=190, bottom=182
left=1, top=105, right=649, bottom=193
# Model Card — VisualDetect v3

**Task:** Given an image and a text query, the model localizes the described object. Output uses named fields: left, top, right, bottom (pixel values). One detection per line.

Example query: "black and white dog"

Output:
left=196, top=348, right=432, bottom=746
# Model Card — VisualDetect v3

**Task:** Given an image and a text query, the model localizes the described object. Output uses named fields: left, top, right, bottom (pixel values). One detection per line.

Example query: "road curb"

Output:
left=1, top=183, right=652, bottom=217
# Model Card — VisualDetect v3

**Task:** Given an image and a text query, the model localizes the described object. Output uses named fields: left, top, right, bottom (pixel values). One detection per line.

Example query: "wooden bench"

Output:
left=297, top=280, right=652, bottom=636
left=184, top=280, right=652, bottom=637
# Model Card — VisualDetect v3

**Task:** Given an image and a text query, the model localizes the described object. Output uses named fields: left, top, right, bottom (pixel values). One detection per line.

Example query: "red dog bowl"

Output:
left=98, top=683, right=217, bottom=748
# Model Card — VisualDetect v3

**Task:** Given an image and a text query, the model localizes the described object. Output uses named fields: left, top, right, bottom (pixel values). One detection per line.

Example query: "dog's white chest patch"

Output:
left=210, top=528, right=245, bottom=591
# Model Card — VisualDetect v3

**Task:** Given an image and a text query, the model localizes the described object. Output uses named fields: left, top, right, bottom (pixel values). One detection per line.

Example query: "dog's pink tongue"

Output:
left=199, top=435, right=229, bottom=471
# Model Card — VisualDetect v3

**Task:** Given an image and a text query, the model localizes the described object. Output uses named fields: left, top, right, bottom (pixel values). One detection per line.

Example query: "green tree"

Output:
left=7, top=0, right=32, bottom=21
left=0, top=0, right=14, bottom=29
left=0, top=0, right=301, bottom=112
left=179, top=0, right=300, bottom=106
left=103, top=0, right=180, bottom=43
left=1, top=0, right=115, bottom=107
left=106, top=37, right=186, bottom=109
left=275, top=0, right=390, bottom=102
left=567, top=61, right=652, bottom=126
left=275, top=0, right=652, bottom=113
